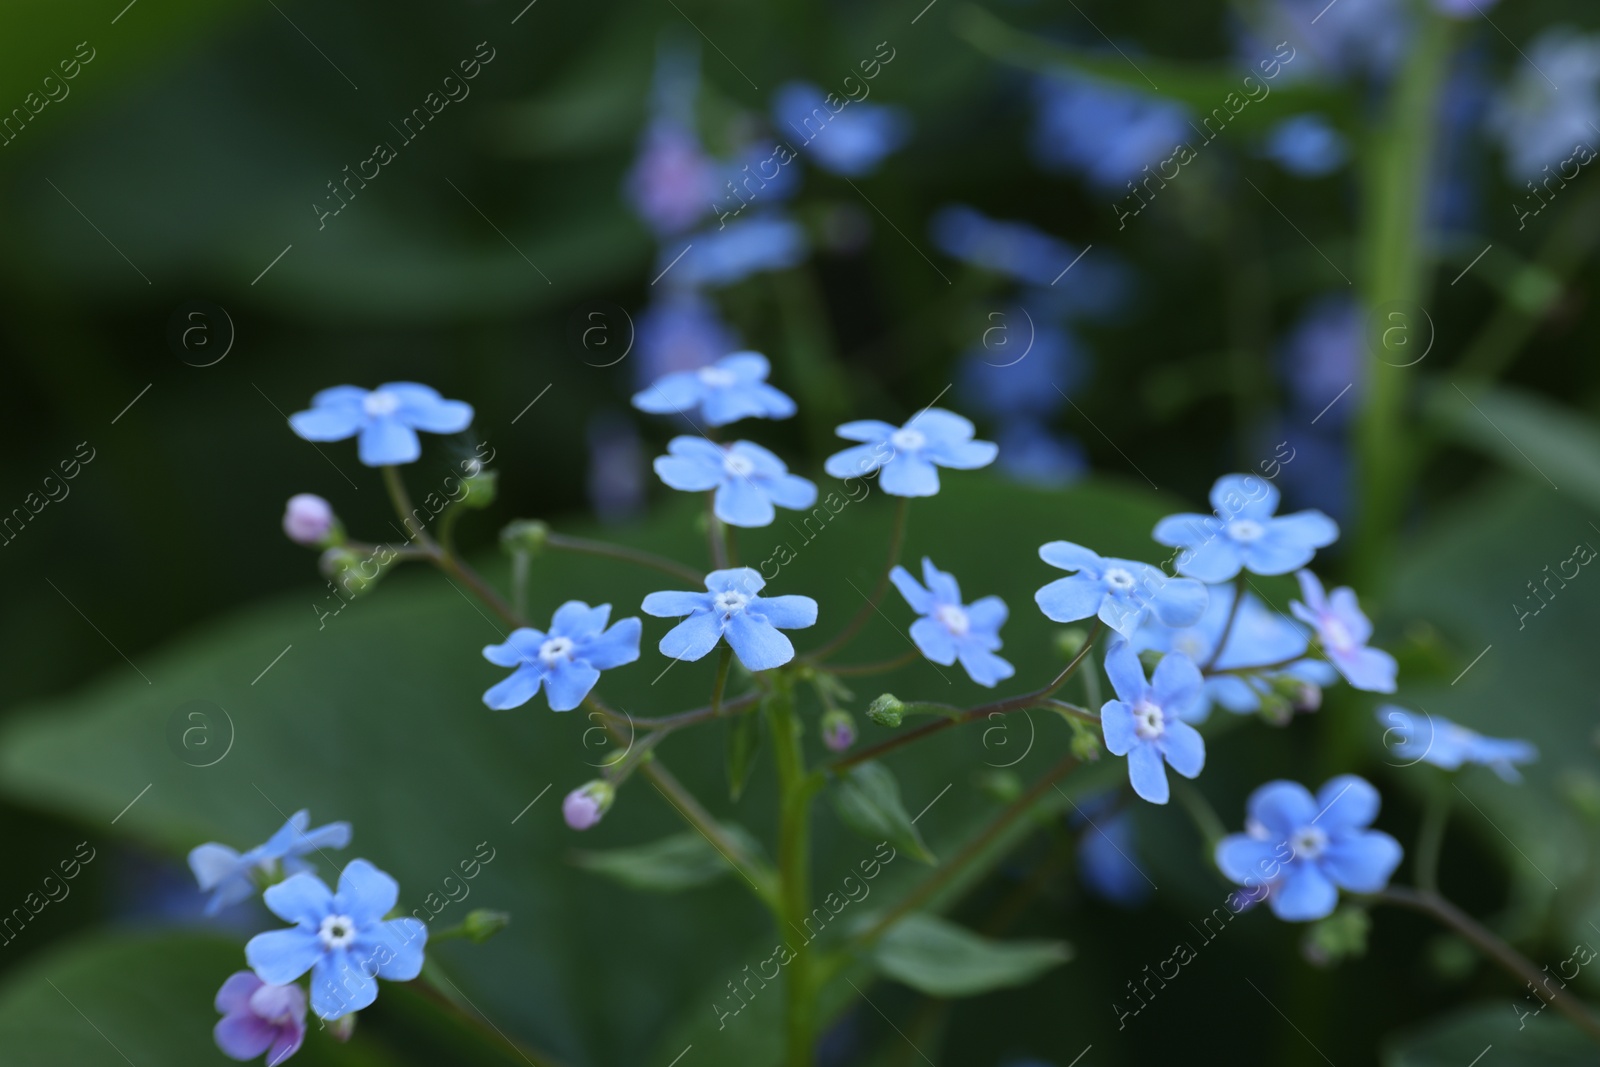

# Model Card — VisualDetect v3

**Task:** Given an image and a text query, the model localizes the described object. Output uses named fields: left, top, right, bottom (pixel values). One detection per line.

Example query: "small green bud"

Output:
left=1301, top=905, right=1370, bottom=968
left=319, top=548, right=383, bottom=597
left=500, top=519, right=549, bottom=556
left=325, top=1014, right=357, bottom=1042
left=460, top=469, right=499, bottom=509
left=975, top=768, right=1023, bottom=804
left=1427, top=934, right=1477, bottom=982
left=866, top=693, right=905, bottom=728
left=1053, top=627, right=1089, bottom=661
left=462, top=908, right=512, bottom=943
left=1257, top=689, right=1294, bottom=727
left=1068, top=717, right=1101, bottom=761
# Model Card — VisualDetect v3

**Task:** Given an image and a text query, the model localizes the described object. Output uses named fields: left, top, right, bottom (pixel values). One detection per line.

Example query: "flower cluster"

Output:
left=189, top=813, right=425, bottom=1062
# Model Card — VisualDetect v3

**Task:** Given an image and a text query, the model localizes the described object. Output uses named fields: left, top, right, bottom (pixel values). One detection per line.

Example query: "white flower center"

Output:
left=362, top=390, right=401, bottom=417
left=934, top=603, right=970, bottom=636
left=713, top=591, right=749, bottom=616
left=889, top=428, right=926, bottom=452
left=1133, top=700, right=1166, bottom=740
left=1321, top=615, right=1353, bottom=652
left=1103, top=567, right=1136, bottom=593
left=538, top=636, right=575, bottom=666
left=1175, top=633, right=1206, bottom=659
left=1290, top=826, right=1329, bottom=861
left=1227, top=519, right=1265, bottom=542
left=318, top=913, right=358, bottom=950
left=698, top=366, right=737, bottom=388
left=723, top=451, right=755, bottom=478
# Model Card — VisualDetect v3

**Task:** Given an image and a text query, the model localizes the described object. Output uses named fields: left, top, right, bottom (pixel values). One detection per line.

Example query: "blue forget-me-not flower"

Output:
left=482, top=602, right=641, bottom=712
left=1378, top=706, right=1538, bottom=783
left=643, top=567, right=817, bottom=671
left=1154, top=473, right=1338, bottom=583
left=1034, top=541, right=1206, bottom=638
left=289, top=384, right=474, bottom=467
left=1099, top=641, right=1206, bottom=804
left=823, top=409, right=998, bottom=497
left=653, top=437, right=817, bottom=528
left=1291, top=570, right=1397, bottom=692
left=1216, top=776, right=1402, bottom=921
left=188, top=810, right=352, bottom=916
left=773, top=81, right=911, bottom=177
left=245, top=859, right=426, bottom=1020
left=890, top=557, right=1014, bottom=687
left=632, top=351, right=797, bottom=427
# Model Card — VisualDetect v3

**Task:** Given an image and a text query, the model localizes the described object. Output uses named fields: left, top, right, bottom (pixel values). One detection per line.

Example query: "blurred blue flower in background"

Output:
left=1291, top=570, right=1396, bottom=692
left=1241, top=0, right=1410, bottom=83
left=189, top=811, right=351, bottom=917
left=929, top=204, right=1084, bottom=287
left=1076, top=806, right=1153, bottom=907
left=663, top=213, right=807, bottom=288
left=1280, top=298, right=1363, bottom=424
left=958, top=319, right=1086, bottom=421
left=624, top=41, right=716, bottom=235
left=1433, top=0, right=1499, bottom=16
left=1485, top=28, right=1600, bottom=181
left=992, top=421, right=1088, bottom=488
left=1430, top=58, right=1492, bottom=236
left=289, top=384, right=473, bottom=467
left=587, top=410, right=648, bottom=523
left=1262, top=115, right=1350, bottom=176
left=633, top=291, right=740, bottom=389
left=1378, top=706, right=1538, bottom=782
left=1031, top=72, right=1191, bottom=190
left=1154, top=473, right=1339, bottom=582
left=773, top=81, right=911, bottom=177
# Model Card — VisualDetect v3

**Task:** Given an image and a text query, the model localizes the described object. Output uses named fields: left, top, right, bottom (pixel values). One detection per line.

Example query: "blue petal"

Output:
left=705, top=567, right=765, bottom=595
left=1313, top=775, right=1380, bottom=833
left=956, top=644, right=1014, bottom=687
left=1328, top=587, right=1373, bottom=644
left=751, top=594, right=817, bottom=629
left=1216, top=835, right=1285, bottom=887
left=1097, top=595, right=1148, bottom=639
left=549, top=601, right=607, bottom=640
left=824, top=442, right=890, bottom=479
left=725, top=613, right=794, bottom=671
left=1247, top=781, right=1317, bottom=838
left=358, top=917, right=428, bottom=979
left=188, top=842, right=244, bottom=892
left=1152, top=512, right=1219, bottom=551
left=715, top=477, right=776, bottom=527
left=879, top=454, right=942, bottom=497
left=905, top=408, right=975, bottom=445
left=246, top=927, right=324, bottom=985
left=1172, top=535, right=1243, bottom=583
left=1270, top=863, right=1338, bottom=921
left=384, top=383, right=474, bottom=433
left=1151, top=577, right=1208, bottom=628
left=746, top=382, right=798, bottom=420
left=1100, top=700, right=1136, bottom=756
left=659, top=612, right=724, bottom=662
left=483, top=664, right=543, bottom=710
left=580, top=617, right=641, bottom=670
left=701, top=385, right=766, bottom=427
left=1320, top=831, right=1402, bottom=893
left=357, top=418, right=421, bottom=466
left=655, top=454, right=723, bottom=492
left=292, top=820, right=352, bottom=856
left=719, top=351, right=771, bottom=381
left=1126, top=743, right=1170, bottom=804
left=920, top=558, right=961, bottom=605
left=632, top=371, right=704, bottom=415
left=1210, top=473, right=1279, bottom=522
left=1157, top=720, right=1205, bottom=779
left=1293, top=569, right=1328, bottom=613
left=311, top=385, right=368, bottom=407
left=965, top=595, right=1008, bottom=635
left=889, top=565, right=932, bottom=614
left=1333, top=645, right=1397, bottom=692
left=727, top=440, right=785, bottom=476
left=1038, top=540, right=1103, bottom=574
left=336, top=859, right=399, bottom=928
left=909, top=616, right=958, bottom=664
left=764, top=473, right=817, bottom=510
left=926, top=438, right=998, bottom=470
left=834, top=420, right=897, bottom=443
left=1102, top=641, right=1147, bottom=704
left=310, top=951, right=378, bottom=1019
left=642, top=590, right=710, bottom=617
left=289, top=401, right=365, bottom=442
left=1034, top=574, right=1105, bottom=624
left=543, top=658, right=601, bottom=711
left=1150, top=652, right=1203, bottom=720
left=1239, top=524, right=1322, bottom=575
left=262, top=872, right=334, bottom=926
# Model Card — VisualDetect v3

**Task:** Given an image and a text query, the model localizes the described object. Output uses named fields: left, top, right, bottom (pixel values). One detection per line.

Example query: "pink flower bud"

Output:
left=283, top=494, right=335, bottom=545
left=562, top=781, right=614, bottom=830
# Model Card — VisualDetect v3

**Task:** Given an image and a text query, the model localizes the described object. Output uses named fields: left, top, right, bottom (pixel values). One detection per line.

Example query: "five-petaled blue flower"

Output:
left=245, top=859, right=427, bottom=1020
left=1216, top=775, right=1402, bottom=922
left=890, top=557, right=1014, bottom=687
left=642, top=567, right=817, bottom=671
left=289, top=383, right=474, bottom=467
left=823, top=409, right=997, bottom=497
left=1034, top=541, right=1206, bottom=639
left=1378, top=706, right=1538, bottom=783
left=1100, top=641, right=1206, bottom=804
left=1153, top=473, right=1338, bottom=582
left=632, top=351, right=796, bottom=427
left=1290, top=569, right=1397, bottom=692
left=482, top=602, right=641, bottom=712
left=188, top=810, right=351, bottom=917
left=653, top=436, right=817, bottom=528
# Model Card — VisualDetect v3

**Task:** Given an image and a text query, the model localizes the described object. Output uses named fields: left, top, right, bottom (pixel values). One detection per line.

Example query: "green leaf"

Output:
left=830, top=762, right=936, bottom=865
left=726, top=706, right=763, bottom=802
left=871, top=913, right=1071, bottom=998
left=1383, top=1002, right=1597, bottom=1066
left=1426, top=381, right=1600, bottom=514
left=572, top=824, right=764, bottom=892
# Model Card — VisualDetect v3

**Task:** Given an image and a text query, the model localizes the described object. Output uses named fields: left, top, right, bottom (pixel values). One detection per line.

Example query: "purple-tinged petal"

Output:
left=215, top=971, right=264, bottom=1015
left=215, top=1011, right=277, bottom=1061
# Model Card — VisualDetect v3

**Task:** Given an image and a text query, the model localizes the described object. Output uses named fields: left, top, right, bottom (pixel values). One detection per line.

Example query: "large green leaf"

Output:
left=1383, top=1002, right=1596, bottom=1066
left=572, top=824, right=765, bottom=892
left=1426, top=382, right=1600, bottom=514
left=829, top=761, right=935, bottom=865
left=871, top=912, right=1071, bottom=998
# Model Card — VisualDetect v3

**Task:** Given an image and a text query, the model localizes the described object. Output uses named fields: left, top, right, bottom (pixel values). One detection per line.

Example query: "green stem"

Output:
left=545, top=532, right=704, bottom=584
left=708, top=494, right=729, bottom=570
left=824, top=649, right=922, bottom=676
left=1415, top=779, right=1450, bottom=896
left=1375, top=887, right=1600, bottom=1044
left=385, top=466, right=522, bottom=627
left=804, top=497, right=910, bottom=662
left=711, top=646, right=732, bottom=720
left=767, top=677, right=820, bottom=1067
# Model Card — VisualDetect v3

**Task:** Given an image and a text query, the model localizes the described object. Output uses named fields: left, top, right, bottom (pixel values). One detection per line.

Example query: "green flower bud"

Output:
left=1053, top=627, right=1090, bottom=661
left=500, top=519, right=549, bottom=556
left=1301, top=905, right=1370, bottom=968
left=975, top=768, right=1023, bottom=804
left=319, top=548, right=383, bottom=597
left=1068, top=717, right=1101, bottom=761
left=326, top=1014, right=357, bottom=1042
left=460, top=469, right=499, bottom=509
left=462, top=908, right=512, bottom=943
left=866, top=693, right=905, bottom=728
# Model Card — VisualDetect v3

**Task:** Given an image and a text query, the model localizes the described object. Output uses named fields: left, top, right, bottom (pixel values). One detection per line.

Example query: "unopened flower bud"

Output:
left=462, top=908, right=511, bottom=943
left=283, top=494, right=336, bottom=546
left=563, top=780, right=614, bottom=831
left=866, top=693, right=904, bottom=728
left=319, top=548, right=380, bottom=597
left=1068, top=717, right=1101, bottom=761
left=821, top=710, right=857, bottom=752
left=1053, top=627, right=1089, bottom=661
left=460, top=469, right=499, bottom=509
left=500, top=519, right=550, bottom=557
left=1292, top=682, right=1322, bottom=713
left=325, top=1013, right=357, bottom=1042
